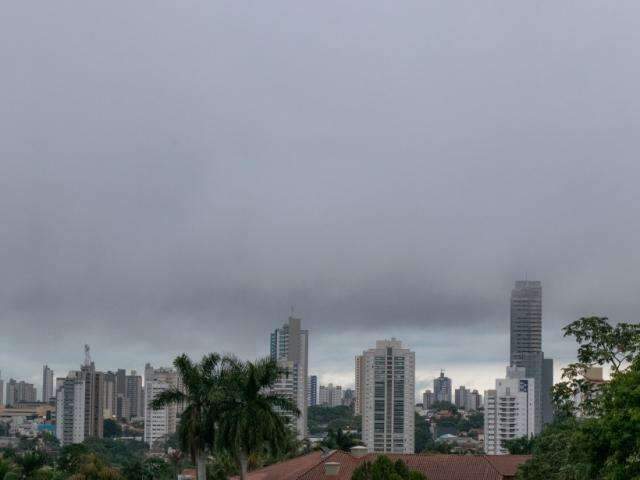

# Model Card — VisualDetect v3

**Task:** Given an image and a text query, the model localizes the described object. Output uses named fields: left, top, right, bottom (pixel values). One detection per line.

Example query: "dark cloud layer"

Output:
left=2, top=1, right=640, bottom=391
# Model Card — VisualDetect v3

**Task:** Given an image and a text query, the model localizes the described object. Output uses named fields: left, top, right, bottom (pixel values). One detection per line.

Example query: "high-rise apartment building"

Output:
left=102, top=372, right=117, bottom=418
left=342, top=388, right=355, bottom=408
left=484, top=367, right=536, bottom=455
left=466, top=389, right=482, bottom=411
left=319, top=383, right=343, bottom=407
left=55, top=347, right=104, bottom=445
left=126, top=372, right=144, bottom=419
left=308, top=375, right=318, bottom=407
left=0, top=372, right=4, bottom=406
left=5, top=379, right=37, bottom=405
left=454, top=386, right=469, bottom=409
left=354, top=355, right=366, bottom=415
left=510, top=281, right=554, bottom=432
left=42, top=365, right=54, bottom=402
left=422, top=389, right=434, bottom=409
left=433, top=371, right=452, bottom=404
left=144, top=365, right=180, bottom=448
left=270, top=315, right=308, bottom=439
left=360, top=339, right=415, bottom=454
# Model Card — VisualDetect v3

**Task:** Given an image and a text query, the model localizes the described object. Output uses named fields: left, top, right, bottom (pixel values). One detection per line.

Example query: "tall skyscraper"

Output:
left=144, top=365, right=180, bottom=448
left=42, top=365, right=54, bottom=402
left=354, top=355, right=365, bottom=415
left=510, top=281, right=554, bottom=432
left=55, top=346, right=104, bottom=445
left=360, top=339, right=415, bottom=454
left=454, top=386, right=469, bottom=409
left=126, top=371, right=144, bottom=419
left=433, top=371, right=452, bottom=404
left=484, top=366, right=536, bottom=454
left=308, top=375, right=318, bottom=407
left=0, top=371, right=4, bottom=406
left=270, top=315, right=309, bottom=439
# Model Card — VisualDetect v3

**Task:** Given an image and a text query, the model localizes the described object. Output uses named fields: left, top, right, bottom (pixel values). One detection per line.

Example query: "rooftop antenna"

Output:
left=84, top=344, right=92, bottom=366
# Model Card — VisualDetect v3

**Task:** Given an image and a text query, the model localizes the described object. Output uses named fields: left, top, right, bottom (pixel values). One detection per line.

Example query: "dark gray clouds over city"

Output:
left=2, top=1, right=640, bottom=396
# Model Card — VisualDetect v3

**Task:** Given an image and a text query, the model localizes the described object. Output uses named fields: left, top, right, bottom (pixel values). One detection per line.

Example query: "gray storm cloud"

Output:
left=1, top=1, right=640, bottom=389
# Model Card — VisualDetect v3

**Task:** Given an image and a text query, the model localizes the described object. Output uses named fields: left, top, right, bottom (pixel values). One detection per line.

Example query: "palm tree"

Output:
left=151, top=353, right=232, bottom=480
left=217, top=358, right=300, bottom=480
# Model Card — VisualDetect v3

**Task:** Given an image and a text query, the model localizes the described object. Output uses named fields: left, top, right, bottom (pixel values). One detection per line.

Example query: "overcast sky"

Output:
left=2, top=1, right=640, bottom=399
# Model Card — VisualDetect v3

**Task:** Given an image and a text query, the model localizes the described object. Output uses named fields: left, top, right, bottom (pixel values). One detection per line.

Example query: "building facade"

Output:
left=56, top=375, right=86, bottom=445
left=422, top=389, right=434, bottom=409
left=126, top=372, right=144, bottom=419
left=42, top=365, right=54, bottom=403
left=308, top=375, right=318, bottom=407
left=510, top=281, right=553, bottom=432
left=484, top=366, right=536, bottom=455
left=270, top=315, right=309, bottom=439
left=5, top=379, right=37, bottom=405
left=319, top=383, right=343, bottom=407
left=143, top=365, right=180, bottom=448
left=433, top=371, right=452, bottom=404
left=360, top=339, right=415, bottom=454
left=354, top=355, right=365, bottom=415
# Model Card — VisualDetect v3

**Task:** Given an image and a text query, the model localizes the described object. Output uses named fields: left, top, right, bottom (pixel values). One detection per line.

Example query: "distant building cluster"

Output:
left=0, top=280, right=556, bottom=457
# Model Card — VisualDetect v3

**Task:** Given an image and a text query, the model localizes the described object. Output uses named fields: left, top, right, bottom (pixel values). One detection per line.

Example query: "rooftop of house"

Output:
left=232, top=449, right=531, bottom=480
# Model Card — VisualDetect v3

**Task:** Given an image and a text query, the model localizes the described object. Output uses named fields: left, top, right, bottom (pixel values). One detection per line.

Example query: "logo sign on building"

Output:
left=519, top=380, right=528, bottom=393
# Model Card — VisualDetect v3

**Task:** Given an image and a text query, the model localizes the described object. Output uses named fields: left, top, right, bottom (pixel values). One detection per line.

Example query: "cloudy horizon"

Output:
left=2, top=1, right=640, bottom=400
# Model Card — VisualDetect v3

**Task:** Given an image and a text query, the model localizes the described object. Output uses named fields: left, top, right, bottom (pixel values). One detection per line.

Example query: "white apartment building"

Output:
left=270, top=316, right=308, bottom=439
left=361, top=339, right=415, bottom=454
left=484, top=366, right=536, bottom=455
left=55, top=376, right=86, bottom=446
left=319, top=383, right=343, bottom=407
left=144, top=365, right=180, bottom=448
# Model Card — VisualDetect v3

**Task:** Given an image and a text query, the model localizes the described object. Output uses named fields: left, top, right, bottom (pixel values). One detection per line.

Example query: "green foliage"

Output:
left=414, top=413, right=432, bottom=453
left=216, top=357, right=299, bottom=479
left=518, top=317, right=640, bottom=480
left=553, top=316, right=640, bottom=417
left=103, top=420, right=122, bottom=439
left=504, top=436, right=535, bottom=455
left=321, top=428, right=360, bottom=452
left=81, top=438, right=147, bottom=469
left=121, top=457, right=173, bottom=480
left=13, top=450, right=49, bottom=477
left=308, top=406, right=360, bottom=435
left=351, top=455, right=427, bottom=480
left=0, top=457, right=18, bottom=479
left=428, top=401, right=457, bottom=413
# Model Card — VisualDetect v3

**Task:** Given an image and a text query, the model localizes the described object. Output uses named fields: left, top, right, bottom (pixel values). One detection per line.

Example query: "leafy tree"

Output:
left=103, top=420, right=122, bottom=439
left=429, top=401, right=457, bottom=413
left=414, top=413, right=432, bottom=453
left=0, top=457, right=18, bottom=479
left=504, top=436, right=535, bottom=455
left=553, top=316, right=640, bottom=417
left=351, top=455, right=427, bottom=480
left=216, top=357, right=299, bottom=480
left=66, top=453, right=122, bottom=480
left=517, top=317, right=640, bottom=479
left=14, top=450, right=49, bottom=477
left=122, top=457, right=172, bottom=480
left=152, top=353, right=233, bottom=480
left=58, top=444, right=90, bottom=474
left=307, top=406, right=360, bottom=436
left=321, top=428, right=360, bottom=452
left=81, top=439, right=147, bottom=469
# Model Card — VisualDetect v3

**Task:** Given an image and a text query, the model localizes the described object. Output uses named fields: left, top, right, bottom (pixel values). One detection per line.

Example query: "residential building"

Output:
left=454, top=386, right=469, bottom=409
left=433, top=371, right=452, bottom=404
left=319, top=383, right=343, bottom=407
left=510, top=281, right=554, bottom=432
left=144, top=365, right=180, bottom=448
left=270, top=315, right=309, bottom=439
left=422, top=389, right=434, bottom=409
left=5, top=379, right=37, bottom=405
left=42, top=365, right=54, bottom=403
left=126, top=372, right=144, bottom=419
left=102, top=371, right=117, bottom=418
left=309, top=375, right=318, bottom=407
left=360, top=339, right=415, bottom=454
left=354, top=355, right=365, bottom=415
left=466, top=389, right=482, bottom=411
left=484, top=366, right=536, bottom=455
left=0, top=373, right=3, bottom=406
left=342, top=388, right=355, bottom=408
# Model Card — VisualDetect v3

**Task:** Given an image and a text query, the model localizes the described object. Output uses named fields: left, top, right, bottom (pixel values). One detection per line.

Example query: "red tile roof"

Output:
left=240, top=451, right=530, bottom=480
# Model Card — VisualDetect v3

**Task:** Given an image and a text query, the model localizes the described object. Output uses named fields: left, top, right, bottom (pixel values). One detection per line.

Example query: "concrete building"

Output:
left=466, top=389, right=482, bottom=411
left=454, top=386, right=469, bottom=409
left=422, top=389, right=434, bottom=409
left=0, top=373, right=3, bottom=406
left=126, top=372, right=144, bottom=419
left=56, top=375, right=86, bottom=445
left=42, top=365, right=54, bottom=403
left=360, top=339, right=415, bottom=454
left=484, top=367, right=536, bottom=455
left=270, top=315, right=309, bottom=439
left=308, top=375, right=318, bottom=407
left=342, top=388, right=355, bottom=408
left=433, top=371, right=452, bottom=404
left=319, top=383, right=343, bottom=407
left=5, top=379, right=37, bottom=406
left=354, top=355, right=365, bottom=415
left=102, top=371, right=117, bottom=418
left=144, top=365, right=180, bottom=448
left=510, top=281, right=554, bottom=432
